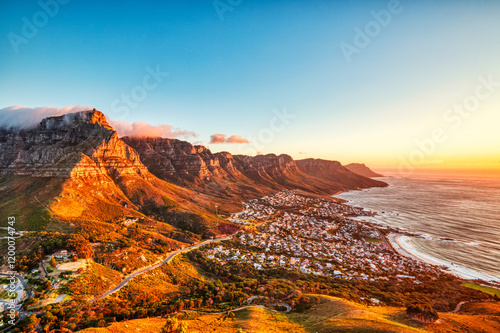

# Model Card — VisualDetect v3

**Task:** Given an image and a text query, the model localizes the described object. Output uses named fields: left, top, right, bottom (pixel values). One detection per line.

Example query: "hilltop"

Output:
left=78, top=296, right=500, bottom=333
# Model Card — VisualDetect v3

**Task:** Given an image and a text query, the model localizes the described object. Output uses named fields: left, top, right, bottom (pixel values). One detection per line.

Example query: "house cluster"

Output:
left=205, top=190, right=442, bottom=281
left=229, top=201, right=276, bottom=225
left=47, top=249, right=75, bottom=260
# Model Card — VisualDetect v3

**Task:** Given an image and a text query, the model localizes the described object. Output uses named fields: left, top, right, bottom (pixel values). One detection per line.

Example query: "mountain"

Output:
left=344, top=163, right=383, bottom=178
left=0, top=110, right=218, bottom=232
left=0, top=109, right=386, bottom=233
left=295, top=158, right=384, bottom=189
left=122, top=137, right=387, bottom=201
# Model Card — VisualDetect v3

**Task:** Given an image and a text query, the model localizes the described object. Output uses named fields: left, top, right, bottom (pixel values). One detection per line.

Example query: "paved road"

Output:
left=40, top=261, right=48, bottom=276
left=0, top=273, right=32, bottom=299
left=89, top=234, right=234, bottom=303
left=0, top=273, right=33, bottom=330
left=271, top=302, right=292, bottom=312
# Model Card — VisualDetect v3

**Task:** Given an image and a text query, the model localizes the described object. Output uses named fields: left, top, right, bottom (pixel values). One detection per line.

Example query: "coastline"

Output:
left=388, top=233, right=500, bottom=284
left=335, top=178, right=500, bottom=285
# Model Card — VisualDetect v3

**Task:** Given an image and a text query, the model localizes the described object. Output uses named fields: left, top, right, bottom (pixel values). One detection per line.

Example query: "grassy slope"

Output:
left=289, top=295, right=500, bottom=333
left=463, top=282, right=500, bottom=297
left=425, top=301, right=500, bottom=333
left=288, top=295, right=424, bottom=333
left=79, top=317, right=166, bottom=333
left=78, top=295, right=500, bottom=333
left=0, top=175, right=64, bottom=231
left=79, top=307, right=305, bottom=333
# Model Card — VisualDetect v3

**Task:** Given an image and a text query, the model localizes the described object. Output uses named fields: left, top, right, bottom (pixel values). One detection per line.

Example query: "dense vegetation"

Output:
left=0, top=232, right=93, bottom=272
left=10, top=244, right=493, bottom=333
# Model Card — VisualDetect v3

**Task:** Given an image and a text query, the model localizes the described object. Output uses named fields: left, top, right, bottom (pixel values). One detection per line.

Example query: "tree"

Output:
left=161, top=317, right=181, bottom=333
left=17, top=314, right=40, bottom=333
left=406, top=303, right=439, bottom=323
left=67, top=234, right=94, bottom=259
left=50, top=256, right=57, bottom=267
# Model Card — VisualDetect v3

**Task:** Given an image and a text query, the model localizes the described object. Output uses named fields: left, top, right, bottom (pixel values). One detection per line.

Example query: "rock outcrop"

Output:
left=0, top=110, right=147, bottom=179
left=121, top=137, right=242, bottom=181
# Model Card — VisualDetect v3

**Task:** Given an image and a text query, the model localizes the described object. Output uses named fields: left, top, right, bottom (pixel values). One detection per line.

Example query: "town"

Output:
left=207, top=190, right=444, bottom=282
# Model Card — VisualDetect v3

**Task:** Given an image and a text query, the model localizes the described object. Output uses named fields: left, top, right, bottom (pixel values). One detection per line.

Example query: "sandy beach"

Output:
left=388, top=233, right=500, bottom=283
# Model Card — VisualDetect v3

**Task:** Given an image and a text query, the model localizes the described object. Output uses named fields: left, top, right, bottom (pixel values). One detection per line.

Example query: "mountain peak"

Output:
left=344, top=163, right=383, bottom=178
left=40, top=109, right=112, bottom=131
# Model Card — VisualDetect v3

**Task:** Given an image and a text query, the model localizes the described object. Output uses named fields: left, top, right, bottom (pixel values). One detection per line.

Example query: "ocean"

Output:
left=336, top=176, right=500, bottom=283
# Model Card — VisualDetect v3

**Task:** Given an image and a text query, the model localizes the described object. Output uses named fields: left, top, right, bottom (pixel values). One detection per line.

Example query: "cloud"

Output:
left=210, top=133, right=250, bottom=144
left=298, top=152, right=307, bottom=155
left=0, top=105, right=196, bottom=139
left=226, top=135, right=249, bottom=144
left=210, top=133, right=227, bottom=144
left=110, top=120, right=196, bottom=138
left=0, top=105, right=90, bottom=129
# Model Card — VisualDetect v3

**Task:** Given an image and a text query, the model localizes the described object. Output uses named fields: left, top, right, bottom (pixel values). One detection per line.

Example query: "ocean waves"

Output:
left=336, top=176, right=500, bottom=282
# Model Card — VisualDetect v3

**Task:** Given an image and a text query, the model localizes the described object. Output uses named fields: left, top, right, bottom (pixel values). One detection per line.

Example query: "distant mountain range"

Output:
left=0, top=109, right=386, bottom=232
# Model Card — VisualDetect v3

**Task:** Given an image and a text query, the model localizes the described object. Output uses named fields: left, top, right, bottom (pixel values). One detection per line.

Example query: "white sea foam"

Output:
left=336, top=176, right=500, bottom=282
left=393, top=235, right=500, bottom=283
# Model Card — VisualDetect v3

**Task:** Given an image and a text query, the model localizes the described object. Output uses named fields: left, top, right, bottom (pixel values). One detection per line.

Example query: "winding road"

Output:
left=0, top=273, right=32, bottom=299
left=88, top=234, right=234, bottom=303
left=180, top=303, right=291, bottom=315
left=0, top=273, right=33, bottom=331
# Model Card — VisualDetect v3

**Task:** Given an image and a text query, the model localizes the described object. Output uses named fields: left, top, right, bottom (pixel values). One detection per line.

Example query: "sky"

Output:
left=1, top=0, right=499, bottom=176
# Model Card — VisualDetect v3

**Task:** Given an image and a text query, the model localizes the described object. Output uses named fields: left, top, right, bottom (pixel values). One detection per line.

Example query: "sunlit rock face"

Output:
left=0, top=110, right=148, bottom=179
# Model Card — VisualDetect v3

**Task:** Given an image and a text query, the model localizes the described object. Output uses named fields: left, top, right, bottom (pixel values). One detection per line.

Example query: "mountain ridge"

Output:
left=0, top=109, right=386, bottom=232
left=122, top=136, right=387, bottom=201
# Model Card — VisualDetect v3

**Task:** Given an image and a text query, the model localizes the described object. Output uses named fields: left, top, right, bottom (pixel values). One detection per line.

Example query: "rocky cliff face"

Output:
left=0, top=110, right=178, bottom=225
left=0, top=110, right=147, bottom=179
left=121, top=137, right=242, bottom=181
left=123, top=136, right=387, bottom=196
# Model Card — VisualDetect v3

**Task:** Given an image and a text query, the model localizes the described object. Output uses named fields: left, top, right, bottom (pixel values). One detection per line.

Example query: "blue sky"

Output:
left=1, top=0, right=499, bottom=172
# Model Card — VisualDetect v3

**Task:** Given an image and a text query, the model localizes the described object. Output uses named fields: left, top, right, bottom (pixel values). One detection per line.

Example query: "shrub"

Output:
left=406, top=303, right=439, bottom=323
